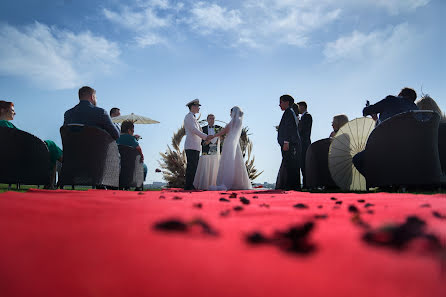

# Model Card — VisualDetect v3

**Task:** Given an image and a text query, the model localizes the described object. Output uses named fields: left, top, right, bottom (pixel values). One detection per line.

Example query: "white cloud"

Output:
left=323, top=23, right=413, bottom=62
left=188, top=2, right=242, bottom=34
left=0, top=22, right=120, bottom=90
left=103, top=2, right=173, bottom=47
left=103, top=7, right=170, bottom=30
left=135, top=33, right=166, bottom=47
left=102, top=0, right=430, bottom=49
left=142, top=0, right=170, bottom=9
left=365, top=0, right=430, bottom=15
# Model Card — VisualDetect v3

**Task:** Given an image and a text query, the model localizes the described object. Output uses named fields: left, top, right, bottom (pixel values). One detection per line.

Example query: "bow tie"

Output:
left=209, top=126, right=214, bottom=128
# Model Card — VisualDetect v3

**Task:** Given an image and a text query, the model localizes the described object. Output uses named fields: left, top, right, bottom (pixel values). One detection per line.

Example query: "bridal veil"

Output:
left=214, top=106, right=252, bottom=190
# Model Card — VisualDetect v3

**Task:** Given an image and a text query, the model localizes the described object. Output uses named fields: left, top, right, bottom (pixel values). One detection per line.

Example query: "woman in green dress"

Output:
left=0, top=100, right=63, bottom=187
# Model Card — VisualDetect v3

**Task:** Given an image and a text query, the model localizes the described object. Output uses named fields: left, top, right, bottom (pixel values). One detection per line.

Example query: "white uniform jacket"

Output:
left=184, top=112, right=207, bottom=151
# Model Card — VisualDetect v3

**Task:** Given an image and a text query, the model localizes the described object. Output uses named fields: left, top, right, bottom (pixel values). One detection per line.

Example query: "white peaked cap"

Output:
left=186, top=99, right=201, bottom=107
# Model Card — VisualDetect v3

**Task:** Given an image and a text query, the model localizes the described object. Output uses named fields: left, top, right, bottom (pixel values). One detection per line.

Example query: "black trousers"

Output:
left=301, top=142, right=310, bottom=188
left=185, top=149, right=200, bottom=190
left=280, top=143, right=301, bottom=190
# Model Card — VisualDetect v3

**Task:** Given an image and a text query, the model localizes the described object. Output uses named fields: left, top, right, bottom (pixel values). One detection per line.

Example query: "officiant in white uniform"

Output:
left=184, top=99, right=212, bottom=190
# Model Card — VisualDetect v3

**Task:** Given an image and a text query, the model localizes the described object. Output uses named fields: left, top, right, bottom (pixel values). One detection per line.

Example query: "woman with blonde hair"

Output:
left=330, top=114, right=349, bottom=138
left=416, top=95, right=445, bottom=121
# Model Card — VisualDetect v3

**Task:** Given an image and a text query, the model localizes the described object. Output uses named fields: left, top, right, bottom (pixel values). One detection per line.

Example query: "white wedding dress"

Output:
left=210, top=106, right=252, bottom=191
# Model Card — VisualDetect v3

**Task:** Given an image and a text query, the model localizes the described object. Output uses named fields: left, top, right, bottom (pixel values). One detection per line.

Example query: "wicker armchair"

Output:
left=363, top=111, right=441, bottom=189
left=0, top=127, right=52, bottom=188
left=118, top=144, right=144, bottom=190
left=305, top=138, right=337, bottom=189
left=59, top=125, right=120, bottom=189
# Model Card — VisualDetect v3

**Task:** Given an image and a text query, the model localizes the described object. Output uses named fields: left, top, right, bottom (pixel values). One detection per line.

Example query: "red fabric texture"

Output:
left=0, top=189, right=445, bottom=297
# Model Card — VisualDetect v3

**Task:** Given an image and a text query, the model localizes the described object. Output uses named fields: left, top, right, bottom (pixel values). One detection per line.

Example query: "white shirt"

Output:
left=184, top=112, right=207, bottom=151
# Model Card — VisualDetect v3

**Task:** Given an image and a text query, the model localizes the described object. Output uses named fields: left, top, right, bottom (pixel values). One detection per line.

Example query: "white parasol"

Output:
left=328, top=117, right=375, bottom=191
left=112, top=113, right=160, bottom=124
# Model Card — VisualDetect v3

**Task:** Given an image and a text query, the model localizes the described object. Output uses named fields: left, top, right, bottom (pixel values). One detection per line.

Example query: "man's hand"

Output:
left=205, top=135, right=213, bottom=141
left=371, top=114, right=378, bottom=121
left=282, top=142, right=289, bottom=152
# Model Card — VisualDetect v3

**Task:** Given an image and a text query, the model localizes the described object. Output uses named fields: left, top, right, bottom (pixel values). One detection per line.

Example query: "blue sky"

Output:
left=1, top=0, right=445, bottom=184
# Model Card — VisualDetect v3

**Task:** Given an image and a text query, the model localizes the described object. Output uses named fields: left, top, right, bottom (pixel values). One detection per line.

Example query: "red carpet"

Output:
left=0, top=189, right=445, bottom=297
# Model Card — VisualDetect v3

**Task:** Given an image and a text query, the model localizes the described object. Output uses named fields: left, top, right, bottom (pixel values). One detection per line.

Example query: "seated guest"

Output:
left=416, top=95, right=445, bottom=121
left=330, top=114, right=349, bottom=138
left=353, top=87, right=419, bottom=176
left=362, top=87, right=418, bottom=127
left=117, top=120, right=147, bottom=181
left=110, top=107, right=121, bottom=118
left=111, top=107, right=142, bottom=140
left=110, top=107, right=121, bottom=131
left=64, top=86, right=120, bottom=139
left=0, top=100, right=63, bottom=187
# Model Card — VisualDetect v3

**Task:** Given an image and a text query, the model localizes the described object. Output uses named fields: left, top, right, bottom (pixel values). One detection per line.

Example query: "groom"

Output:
left=184, top=99, right=213, bottom=190
left=277, top=94, right=302, bottom=190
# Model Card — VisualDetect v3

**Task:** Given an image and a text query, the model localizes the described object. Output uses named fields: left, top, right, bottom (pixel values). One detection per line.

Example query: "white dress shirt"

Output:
left=184, top=112, right=207, bottom=151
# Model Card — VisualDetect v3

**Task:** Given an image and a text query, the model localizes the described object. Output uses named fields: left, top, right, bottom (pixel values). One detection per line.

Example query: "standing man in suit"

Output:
left=277, top=94, right=301, bottom=191
left=184, top=99, right=213, bottom=190
left=297, top=101, right=312, bottom=188
left=202, top=114, right=222, bottom=155
left=64, top=86, right=120, bottom=140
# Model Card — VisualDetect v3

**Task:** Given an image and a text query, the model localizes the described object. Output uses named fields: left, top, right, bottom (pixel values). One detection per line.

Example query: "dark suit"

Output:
left=277, top=107, right=301, bottom=190
left=298, top=112, right=312, bottom=188
left=64, top=100, right=120, bottom=140
left=201, top=125, right=222, bottom=154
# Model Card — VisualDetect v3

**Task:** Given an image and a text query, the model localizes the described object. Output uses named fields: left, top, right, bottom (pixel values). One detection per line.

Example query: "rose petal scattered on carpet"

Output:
left=240, top=197, right=250, bottom=205
left=293, top=203, right=309, bottom=209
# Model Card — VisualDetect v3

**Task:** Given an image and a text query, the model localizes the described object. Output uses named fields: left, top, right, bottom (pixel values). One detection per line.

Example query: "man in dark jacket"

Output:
left=297, top=101, right=312, bottom=188
left=362, top=87, right=418, bottom=126
left=64, top=86, right=120, bottom=140
left=277, top=94, right=301, bottom=190
left=353, top=87, right=419, bottom=176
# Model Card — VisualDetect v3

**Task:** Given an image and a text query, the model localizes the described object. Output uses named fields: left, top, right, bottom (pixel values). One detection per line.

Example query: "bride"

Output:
left=209, top=106, right=252, bottom=190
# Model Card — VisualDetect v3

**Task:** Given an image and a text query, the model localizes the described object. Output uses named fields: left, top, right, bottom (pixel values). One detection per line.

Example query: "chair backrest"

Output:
left=59, top=125, right=120, bottom=187
left=439, top=122, right=446, bottom=175
left=118, top=144, right=144, bottom=189
left=0, top=127, right=51, bottom=185
left=364, top=110, right=441, bottom=188
left=305, top=138, right=337, bottom=189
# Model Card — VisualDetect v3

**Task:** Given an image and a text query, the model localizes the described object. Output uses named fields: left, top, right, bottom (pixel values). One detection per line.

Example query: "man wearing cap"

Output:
left=184, top=99, right=213, bottom=190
